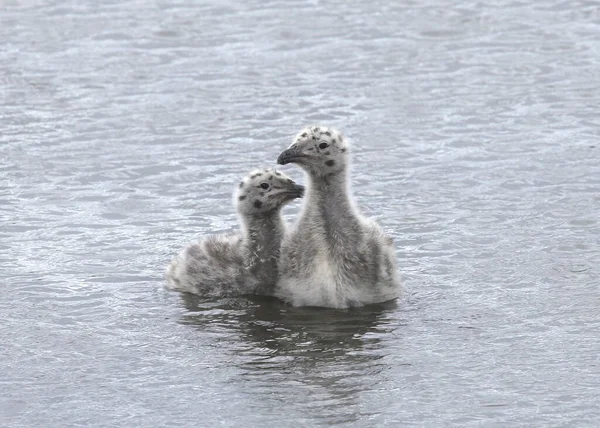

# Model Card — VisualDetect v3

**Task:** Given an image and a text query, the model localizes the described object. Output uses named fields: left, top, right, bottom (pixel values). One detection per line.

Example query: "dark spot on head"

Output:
left=268, top=175, right=273, bottom=180
left=325, top=160, right=335, bottom=166
left=307, top=147, right=314, bottom=151
left=254, top=200, right=263, bottom=209
left=259, top=192, right=264, bottom=197
left=319, top=143, right=328, bottom=149
left=275, top=171, right=281, bottom=176
left=286, top=179, right=293, bottom=184
left=238, top=195, right=246, bottom=200
left=324, top=131, right=331, bottom=136
left=341, top=148, right=346, bottom=153
left=331, top=138, right=337, bottom=144
left=312, top=136, right=316, bottom=140
left=250, top=173, right=263, bottom=179
left=324, top=151, right=330, bottom=155
left=239, top=182, right=244, bottom=188
left=301, top=132, right=307, bottom=138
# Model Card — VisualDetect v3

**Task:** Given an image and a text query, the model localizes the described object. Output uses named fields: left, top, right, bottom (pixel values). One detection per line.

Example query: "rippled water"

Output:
left=2, top=0, right=599, bottom=426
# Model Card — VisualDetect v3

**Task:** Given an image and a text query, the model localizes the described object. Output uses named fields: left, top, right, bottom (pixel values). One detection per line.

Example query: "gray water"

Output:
left=1, top=0, right=599, bottom=426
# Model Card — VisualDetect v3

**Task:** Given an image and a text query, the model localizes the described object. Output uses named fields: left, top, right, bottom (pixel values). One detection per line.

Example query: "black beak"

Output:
left=275, top=183, right=304, bottom=202
left=277, top=147, right=303, bottom=165
left=295, top=184, right=305, bottom=198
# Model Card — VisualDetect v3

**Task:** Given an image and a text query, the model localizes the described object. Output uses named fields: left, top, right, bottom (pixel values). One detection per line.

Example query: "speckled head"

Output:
left=277, top=126, right=349, bottom=177
left=235, top=168, right=304, bottom=216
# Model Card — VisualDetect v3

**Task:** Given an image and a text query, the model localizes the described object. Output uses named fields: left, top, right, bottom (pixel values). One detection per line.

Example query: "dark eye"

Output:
left=319, top=142, right=328, bottom=149
left=260, top=182, right=270, bottom=190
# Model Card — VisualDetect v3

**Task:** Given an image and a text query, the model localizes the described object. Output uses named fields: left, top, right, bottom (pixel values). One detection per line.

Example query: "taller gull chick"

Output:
left=275, top=126, right=401, bottom=308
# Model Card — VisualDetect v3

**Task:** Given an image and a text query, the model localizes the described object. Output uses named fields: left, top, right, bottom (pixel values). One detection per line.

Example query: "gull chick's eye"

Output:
left=260, top=182, right=270, bottom=190
left=319, top=143, right=328, bottom=149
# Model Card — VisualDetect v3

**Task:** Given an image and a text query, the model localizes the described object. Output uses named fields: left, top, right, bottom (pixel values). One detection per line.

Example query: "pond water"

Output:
left=1, top=0, right=599, bottom=426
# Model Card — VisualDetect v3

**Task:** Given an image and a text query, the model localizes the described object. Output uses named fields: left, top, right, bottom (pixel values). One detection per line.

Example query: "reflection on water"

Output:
left=180, top=295, right=401, bottom=425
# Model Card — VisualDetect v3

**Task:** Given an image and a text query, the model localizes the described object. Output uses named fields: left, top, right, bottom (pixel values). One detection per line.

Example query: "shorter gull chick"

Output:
left=166, top=168, right=304, bottom=298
